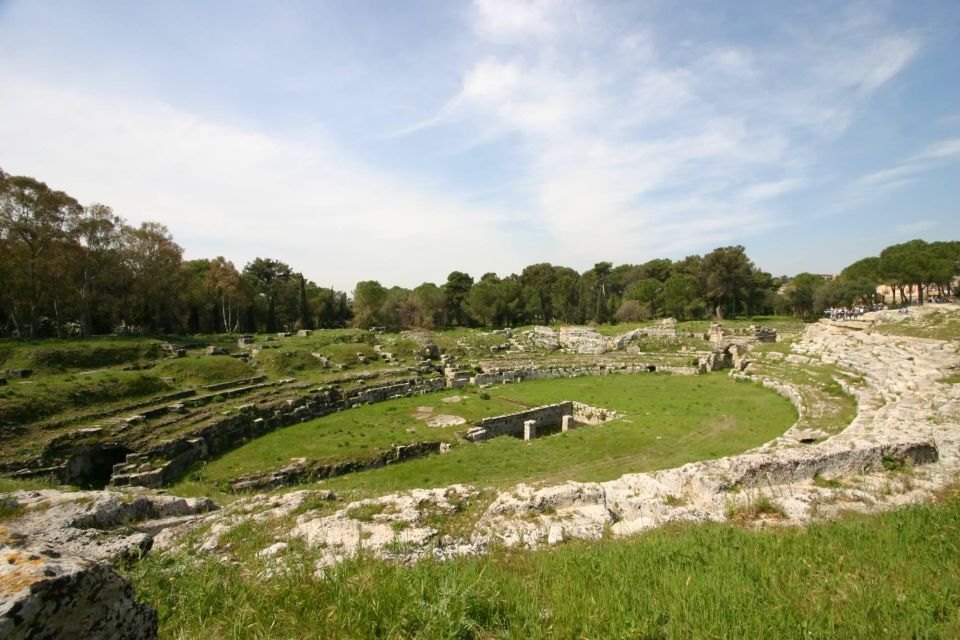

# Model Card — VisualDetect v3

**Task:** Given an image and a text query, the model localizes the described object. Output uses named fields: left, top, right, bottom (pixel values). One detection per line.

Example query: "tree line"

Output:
left=0, top=169, right=349, bottom=338
left=2, top=167, right=957, bottom=337
left=779, top=239, right=960, bottom=320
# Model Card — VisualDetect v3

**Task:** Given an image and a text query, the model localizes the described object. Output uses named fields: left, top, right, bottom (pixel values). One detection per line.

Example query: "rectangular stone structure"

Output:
left=523, top=420, right=537, bottom=441
left=562, top=414, right=573, bottom=433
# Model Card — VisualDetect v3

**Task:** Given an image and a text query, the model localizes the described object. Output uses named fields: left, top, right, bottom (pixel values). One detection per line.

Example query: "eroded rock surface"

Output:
left=0, top=541, right=157, bottom=640
left=1, top=490, right=217, bottom=562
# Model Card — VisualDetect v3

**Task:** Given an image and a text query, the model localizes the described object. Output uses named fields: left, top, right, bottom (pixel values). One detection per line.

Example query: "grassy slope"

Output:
left=0, top=370, right=173, bottom=428
left=128, top=488, right=960, bottom=639
left=175, top=373, right=796, bottom=498
left=0, top=337, right=165, bottom=373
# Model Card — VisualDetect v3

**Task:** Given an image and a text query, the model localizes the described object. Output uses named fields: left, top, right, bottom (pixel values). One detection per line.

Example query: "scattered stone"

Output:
left=426, top=415, right=466, bottom=428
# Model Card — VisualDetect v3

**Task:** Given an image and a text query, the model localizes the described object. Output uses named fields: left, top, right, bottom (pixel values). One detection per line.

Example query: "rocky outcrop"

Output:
left=0, top=541, right=157, bottom=640
left=1, top=489, right=217, bottom=561
left=522, top=322, right=681, bottom=355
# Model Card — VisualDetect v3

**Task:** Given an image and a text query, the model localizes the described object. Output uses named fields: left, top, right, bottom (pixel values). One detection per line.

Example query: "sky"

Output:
left=0, top=0, right=958, bottom=291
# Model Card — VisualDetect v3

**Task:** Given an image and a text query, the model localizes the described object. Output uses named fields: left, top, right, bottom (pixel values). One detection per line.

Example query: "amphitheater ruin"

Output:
left=3, top=305, right=960, bottom=637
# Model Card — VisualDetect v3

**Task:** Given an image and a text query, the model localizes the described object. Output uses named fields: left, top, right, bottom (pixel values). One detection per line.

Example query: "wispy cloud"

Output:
left=0, top=65, right=521, bottom=290
left=854, top=137, right=960, bottom=192
left=895, top=220, right=936, bottom=234
left=395, top=0, right=922, bottom=263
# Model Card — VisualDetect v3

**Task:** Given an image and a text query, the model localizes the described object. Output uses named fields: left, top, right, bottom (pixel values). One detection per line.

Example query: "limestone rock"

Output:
left=0, top=543, right=157, bottom=640
left=1, top=490, right=218, bottom=562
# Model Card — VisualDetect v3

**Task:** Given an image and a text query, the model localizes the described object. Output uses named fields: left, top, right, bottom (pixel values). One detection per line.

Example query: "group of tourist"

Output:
left=823, top=304, right=885, bottom=320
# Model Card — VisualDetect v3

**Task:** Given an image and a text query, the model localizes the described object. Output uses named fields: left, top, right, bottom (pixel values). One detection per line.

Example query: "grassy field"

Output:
left=173, top=373, right=797, bottom=499
left=127, top=486, right=960, bottom=639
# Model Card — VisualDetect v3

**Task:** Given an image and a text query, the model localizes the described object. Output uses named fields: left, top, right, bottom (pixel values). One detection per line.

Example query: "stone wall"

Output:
left=473, top=363, right=696, bottom=386
left=228, top=441, right=444, bottom=492
left=466, top=402, right=575, bottom=442
left=109, top=376, right=448, bottom=488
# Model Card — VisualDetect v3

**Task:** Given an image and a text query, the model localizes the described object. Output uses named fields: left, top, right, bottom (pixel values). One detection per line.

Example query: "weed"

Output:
left=725, top=494, right=786, bottom=521
left=346, top=502, right=388, bottom=522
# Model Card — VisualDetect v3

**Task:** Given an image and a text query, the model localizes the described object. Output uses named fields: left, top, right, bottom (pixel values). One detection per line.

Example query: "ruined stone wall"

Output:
left=110, top=376, right=448, bottom=488
left=466, top=402, right=574, bottom=442
left=474, top=363, right=696, bottom=386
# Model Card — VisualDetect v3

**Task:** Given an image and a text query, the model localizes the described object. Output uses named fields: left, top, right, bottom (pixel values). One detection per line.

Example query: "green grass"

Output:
left=0, top=337, right=165, bottom=373
left=745, top=360, right=858, bottom=435
left=0, top=370, right=172, bottom=426
left=127, top=488, right=960, bottom=639
left=181, top=389, right=522, bottom=487
left=173, top=373, right=796, bottom=500
left=153, top=356, right=256, bottom=385
left=0, top=476, right=77, bottom=493
left=725, top=493, right=787, bottom=522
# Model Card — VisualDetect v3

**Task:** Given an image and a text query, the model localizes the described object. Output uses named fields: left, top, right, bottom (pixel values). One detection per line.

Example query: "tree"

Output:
left=0, top=173, right=82, bottom=336
left=411, top=283, right=446, bottom=328
left=243, top=258, right=293, bottom=332
left=701, top=246, right=755, bottom=319
left=351, top=280, right=388, bottom=328
left=297, top=274, right=313, bottom=330
left=590, top=261, right=613, bottom=324
left=782, top=273, right=824, bottom=320
left=661, top=274, right=703, bottom=320
left=72, top=204, right=125, bottom=336
left=443, top=271, right=474, bottom=326
left=122, top=222, right=183, bottom=332
left=206, top=257, right=249, bottom=333
left=520, top=263, right=557, bottom=324
left=466, top=274, right=500, bottom=327
left=624, top=278, right=662, bottom=317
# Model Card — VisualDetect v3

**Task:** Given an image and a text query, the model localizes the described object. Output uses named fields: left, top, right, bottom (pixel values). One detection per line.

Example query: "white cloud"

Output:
left=740, top=179, right=805, bottom=202
left=912, top=138, right=960, bottom=161
left=389, top=0, right=925, bottom=265
left=838, top=136, right=960, bottom=211
left=472, top=0, right=567, bottom=41
left=895, top=220, right=936, bottom=234
left=0, top=66, right=521, bottom=290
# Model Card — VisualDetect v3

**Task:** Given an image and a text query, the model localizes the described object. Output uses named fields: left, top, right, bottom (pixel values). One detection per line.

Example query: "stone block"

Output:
left=524, top=420, right=537, bottom=442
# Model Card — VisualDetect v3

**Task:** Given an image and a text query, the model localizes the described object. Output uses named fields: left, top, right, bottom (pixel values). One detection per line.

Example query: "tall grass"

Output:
left=128, top=490, right=960, bottom=639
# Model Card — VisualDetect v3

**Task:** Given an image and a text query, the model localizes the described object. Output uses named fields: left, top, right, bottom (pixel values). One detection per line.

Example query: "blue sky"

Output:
left=1, top=0, right=958, bottom=290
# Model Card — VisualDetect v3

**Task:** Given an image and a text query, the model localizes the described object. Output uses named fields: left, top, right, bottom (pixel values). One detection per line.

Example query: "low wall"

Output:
left=473, top=363, right=696, bottom=386
left=110, top=376, right=448, bottom=488
left=466, top=402, right=575, bottom=442
left=228, top=441, right=444, bottom=492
